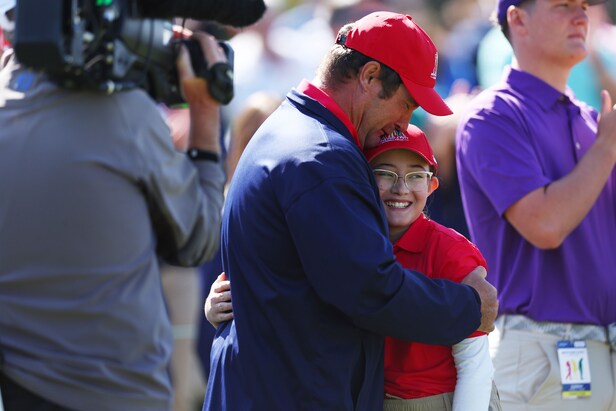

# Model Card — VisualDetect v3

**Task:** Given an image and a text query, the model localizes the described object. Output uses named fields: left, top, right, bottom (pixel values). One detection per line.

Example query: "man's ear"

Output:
left=358, top=61, right=381, bottom=91
left=508, top=5, right=530, bottom=37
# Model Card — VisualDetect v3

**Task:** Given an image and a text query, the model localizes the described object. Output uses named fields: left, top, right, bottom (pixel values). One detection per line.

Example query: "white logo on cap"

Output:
left=431, top=53, right=438, bottom=80
left=379, top=129, right=408, bottom=144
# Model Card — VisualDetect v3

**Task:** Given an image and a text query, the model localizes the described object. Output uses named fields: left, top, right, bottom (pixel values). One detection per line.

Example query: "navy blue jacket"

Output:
left=203, top=88, right=481, bottom=410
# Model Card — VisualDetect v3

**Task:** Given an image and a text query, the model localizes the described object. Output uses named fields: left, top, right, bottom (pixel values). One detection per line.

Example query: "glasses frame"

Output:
left=372, top=168, right=434, bottom=192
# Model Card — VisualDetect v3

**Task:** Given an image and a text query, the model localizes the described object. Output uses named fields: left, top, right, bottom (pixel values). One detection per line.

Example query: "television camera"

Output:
left=12, top=0, right=265, bottom=105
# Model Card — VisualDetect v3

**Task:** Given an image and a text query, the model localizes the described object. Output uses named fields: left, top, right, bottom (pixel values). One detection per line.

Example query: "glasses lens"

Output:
left=373, top=169, right=397, bottom=190
left=373, top=169, right=432, bottom=191
left=404, top=172, right=430, bottom=191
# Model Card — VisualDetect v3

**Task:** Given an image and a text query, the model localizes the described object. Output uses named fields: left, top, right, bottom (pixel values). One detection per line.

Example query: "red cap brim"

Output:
left=402, top=77, right=452, bottom=116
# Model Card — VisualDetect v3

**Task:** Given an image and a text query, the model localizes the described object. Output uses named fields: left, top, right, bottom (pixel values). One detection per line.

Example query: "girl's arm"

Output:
left=451, top=334, right=494, bottom=411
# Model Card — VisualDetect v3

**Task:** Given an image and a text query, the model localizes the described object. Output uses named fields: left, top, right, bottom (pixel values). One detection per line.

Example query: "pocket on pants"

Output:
left=493, top=330, right=561, bottom=405
left=525, top=336, right=562, bottom=405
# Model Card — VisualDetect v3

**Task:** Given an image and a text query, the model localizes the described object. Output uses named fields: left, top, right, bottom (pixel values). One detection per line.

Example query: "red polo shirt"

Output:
left=384, top=214, right=487, bottom=399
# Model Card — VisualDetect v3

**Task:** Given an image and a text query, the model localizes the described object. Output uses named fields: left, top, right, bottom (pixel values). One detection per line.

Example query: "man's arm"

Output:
left=202, top=269, right=497, bottom=336
left=176, top=32, right=224, bottom=155
left=285, top=174, right=483, bottom=346
left=147, top=32, right=226, bottom=266
left=505, top=91, right=616, bottom=249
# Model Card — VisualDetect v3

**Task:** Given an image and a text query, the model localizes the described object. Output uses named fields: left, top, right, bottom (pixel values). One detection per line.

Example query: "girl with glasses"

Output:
left=365, top=125, right=501, bottom=411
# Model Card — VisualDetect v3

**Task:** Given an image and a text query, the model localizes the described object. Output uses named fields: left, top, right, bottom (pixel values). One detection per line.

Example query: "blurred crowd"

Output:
left=2, top=0, right=615, bottom=410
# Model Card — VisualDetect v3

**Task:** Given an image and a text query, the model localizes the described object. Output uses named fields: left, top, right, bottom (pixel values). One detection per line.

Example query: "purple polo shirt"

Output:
left=456, top=67, right=616, bottom=326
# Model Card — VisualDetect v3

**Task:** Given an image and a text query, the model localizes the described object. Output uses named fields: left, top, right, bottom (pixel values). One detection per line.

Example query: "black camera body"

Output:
left=13, top=0, right=235, bottom=105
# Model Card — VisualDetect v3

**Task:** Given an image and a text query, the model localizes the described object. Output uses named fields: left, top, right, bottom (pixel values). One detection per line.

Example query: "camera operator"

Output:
left=0, top=29, right=226, bottom=411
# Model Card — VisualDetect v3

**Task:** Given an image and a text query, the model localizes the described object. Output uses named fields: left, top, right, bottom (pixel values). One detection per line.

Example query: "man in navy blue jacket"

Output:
left=203, top=12, right=498, bottom=410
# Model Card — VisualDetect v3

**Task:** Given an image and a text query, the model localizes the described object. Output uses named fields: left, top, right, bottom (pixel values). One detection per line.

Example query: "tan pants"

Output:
left=383, top=383, right=502, bottom=411
left=489, top=325, right=616, bottom=410
left=161, top=265, right=206, bottom=411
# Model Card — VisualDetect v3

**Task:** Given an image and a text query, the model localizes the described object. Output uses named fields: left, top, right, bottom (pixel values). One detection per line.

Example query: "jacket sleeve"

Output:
left=284, top=175, right=481, bottom=346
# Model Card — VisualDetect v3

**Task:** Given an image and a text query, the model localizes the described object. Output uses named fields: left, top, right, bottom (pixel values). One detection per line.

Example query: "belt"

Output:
left=496, top=315, right=616, bottom=349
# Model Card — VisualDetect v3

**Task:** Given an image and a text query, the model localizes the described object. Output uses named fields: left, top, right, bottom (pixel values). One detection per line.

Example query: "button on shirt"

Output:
left=456, top=67, right=616, bottom=326
left=562, top=94, right=596, bottom=160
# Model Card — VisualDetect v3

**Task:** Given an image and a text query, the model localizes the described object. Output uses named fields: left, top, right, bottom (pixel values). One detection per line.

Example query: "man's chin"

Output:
left=363, top=133, right=386, bottom=150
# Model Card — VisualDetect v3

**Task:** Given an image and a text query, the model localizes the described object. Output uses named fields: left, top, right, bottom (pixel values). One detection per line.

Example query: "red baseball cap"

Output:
left=364, top=125, right=438, bottom=174
left=337, top=12, right=451, bottom=116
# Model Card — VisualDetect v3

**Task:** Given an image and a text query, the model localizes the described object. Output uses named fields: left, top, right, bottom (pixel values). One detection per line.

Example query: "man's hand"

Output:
left=461, top=266, right=498, bottom=333
left=204, top=272, right=234, bottom=328
left=597, top=90, right=616, bottom=155
left=176, top=32, right=227, bottom=153
left=176, top=32, right=227, bottom=106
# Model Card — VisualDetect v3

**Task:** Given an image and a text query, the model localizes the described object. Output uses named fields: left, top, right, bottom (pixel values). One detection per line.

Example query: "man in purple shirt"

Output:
left=456, top=0, right=616, bottom=409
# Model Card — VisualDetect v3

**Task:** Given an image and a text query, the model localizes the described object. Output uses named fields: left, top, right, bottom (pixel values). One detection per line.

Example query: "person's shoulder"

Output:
left=110, top=90, right=167, bottom=127
left=417, top=218, right=486, bottom=281
left=251, top=106, right=370, bottom=187
left=261, top=104, right=361, bottom=155
left=467, top=67, right=531, bottom=111
left=426, top=218, right=485, bottom=258
left=426, top=218, right=473, bottom=245
left=457, top=82, right=527, bottom=137
left=64, top=86, right=160, bottom=122
left=465, top=82, right=519, bottom=115
left=107, top=87, right=158, bottom=110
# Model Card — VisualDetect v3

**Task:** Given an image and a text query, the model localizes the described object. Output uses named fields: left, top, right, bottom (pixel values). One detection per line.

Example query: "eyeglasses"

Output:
left=372, top=169, right=433, bottom=192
